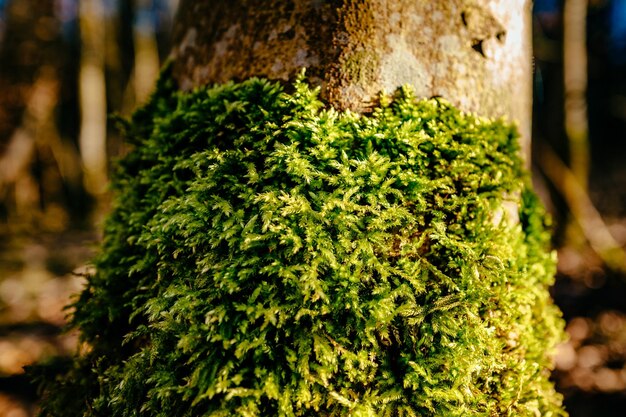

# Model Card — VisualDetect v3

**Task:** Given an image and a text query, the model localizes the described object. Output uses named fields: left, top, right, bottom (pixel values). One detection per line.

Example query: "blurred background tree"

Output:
left=0, top=1, right=177, bottom=415
left=0, top=0, right=626, bottom=416
left=533, top=1, right=626, bottom=416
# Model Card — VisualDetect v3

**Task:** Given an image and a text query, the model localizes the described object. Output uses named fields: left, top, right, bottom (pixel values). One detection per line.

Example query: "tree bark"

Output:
left=169, top=0, right=532, bottom=150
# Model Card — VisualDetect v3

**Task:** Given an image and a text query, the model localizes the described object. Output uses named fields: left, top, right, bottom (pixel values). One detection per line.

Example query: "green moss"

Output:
left=342, top=49, right=380, bottom=86
left=33, top=71, right=566, bottom=416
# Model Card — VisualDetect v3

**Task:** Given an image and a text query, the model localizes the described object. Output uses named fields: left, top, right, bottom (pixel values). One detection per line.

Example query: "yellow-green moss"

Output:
left=33, top=71, right=566, bottom=417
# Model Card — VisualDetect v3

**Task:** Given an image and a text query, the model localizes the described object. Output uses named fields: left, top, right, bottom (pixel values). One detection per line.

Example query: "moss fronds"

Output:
left=34, top=75, right=566, bottom=416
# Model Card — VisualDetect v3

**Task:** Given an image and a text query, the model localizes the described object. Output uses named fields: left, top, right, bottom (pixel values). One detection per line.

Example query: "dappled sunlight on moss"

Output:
left=33, top=74, right=566, bottom=416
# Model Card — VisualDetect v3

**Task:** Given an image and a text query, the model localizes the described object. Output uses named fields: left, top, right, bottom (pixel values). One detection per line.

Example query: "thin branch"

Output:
left=537, top=143, right=626, bottom=273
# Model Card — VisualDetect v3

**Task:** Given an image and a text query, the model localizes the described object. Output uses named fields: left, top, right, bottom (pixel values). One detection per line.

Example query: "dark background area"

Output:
left=533, top=1, right=626, bottom=416
left=0, top=1, right=625, bottom=415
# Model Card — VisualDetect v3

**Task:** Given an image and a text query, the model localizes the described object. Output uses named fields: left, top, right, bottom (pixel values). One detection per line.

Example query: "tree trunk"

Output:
left=170, top=0, right=532, bottom=149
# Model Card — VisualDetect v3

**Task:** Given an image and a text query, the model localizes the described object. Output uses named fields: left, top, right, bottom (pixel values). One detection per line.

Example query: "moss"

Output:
left=32, top=71, right=566, bottom=416
left=341, top=49, right=380, bottom=86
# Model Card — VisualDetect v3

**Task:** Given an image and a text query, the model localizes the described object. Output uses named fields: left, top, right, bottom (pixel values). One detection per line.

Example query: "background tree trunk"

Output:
left=169, top=0, right=532, bottom=150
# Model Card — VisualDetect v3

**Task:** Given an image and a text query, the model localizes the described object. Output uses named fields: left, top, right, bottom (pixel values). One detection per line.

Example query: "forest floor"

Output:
left=549, top=160, right=626, bottom=417
left=0, top=228, right=96, bottom=416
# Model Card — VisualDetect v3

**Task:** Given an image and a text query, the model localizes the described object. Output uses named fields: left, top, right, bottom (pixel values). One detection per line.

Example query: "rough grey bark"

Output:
left=169, top=0, right=532, bottom=150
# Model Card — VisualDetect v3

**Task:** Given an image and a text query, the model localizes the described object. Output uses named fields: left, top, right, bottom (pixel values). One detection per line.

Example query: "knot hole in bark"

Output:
left=461, top=8, right=506, bottom=58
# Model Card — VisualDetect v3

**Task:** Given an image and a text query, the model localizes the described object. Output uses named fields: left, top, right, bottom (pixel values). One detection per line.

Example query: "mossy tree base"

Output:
left=33, top=73, right=566, bottom=416
left=171, top=0, right=532, bottom=147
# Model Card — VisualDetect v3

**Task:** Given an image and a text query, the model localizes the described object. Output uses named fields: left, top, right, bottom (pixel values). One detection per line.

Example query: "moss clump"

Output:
left=34, top=73, right=566, bottom=416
